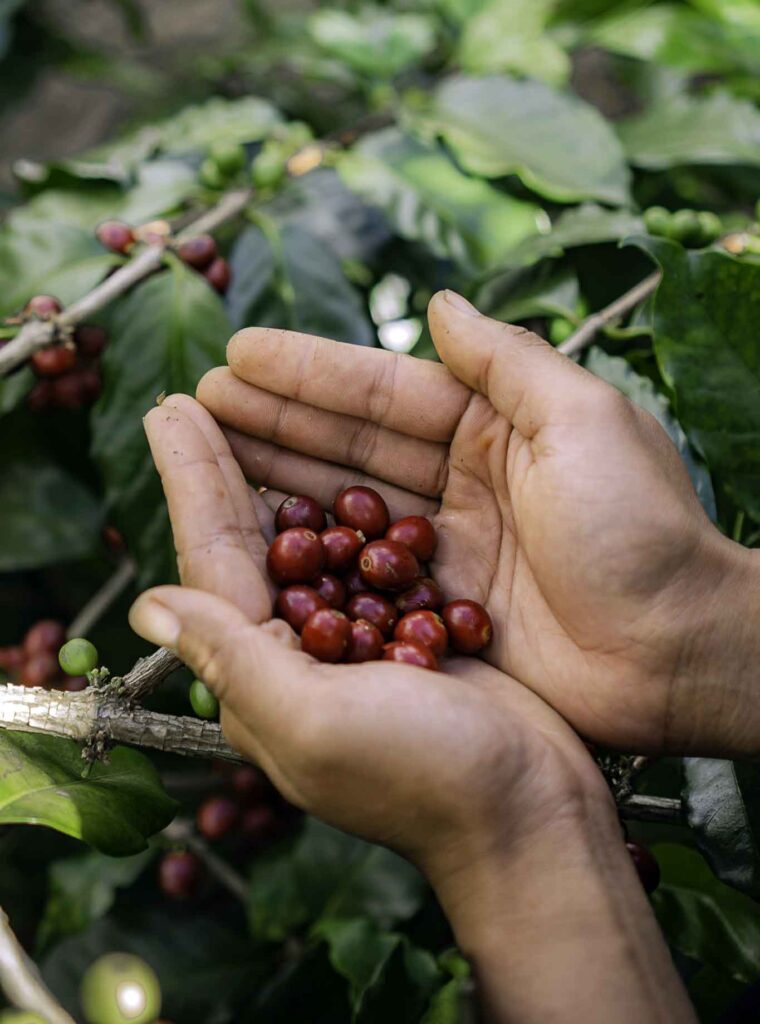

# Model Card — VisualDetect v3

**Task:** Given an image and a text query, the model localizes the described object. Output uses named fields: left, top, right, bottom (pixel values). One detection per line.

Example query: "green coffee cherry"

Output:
left=81, top=953, right=161, bottom=1024
left=251, top=148, right=287, bottom=190
left=549, top=317, right=575, bottom=345
left=209, top=141, right=246, bottom=176
left=0, top=1013, right=47, bottom=1023
left=189, top=678, right=219, bottom=720
left=284, top=121, right=313, bottom=151
left=696, top=210, right=722, bottom=246
left=669, top=209, right=703, bottom=246
left=643, top=206, right=672, bottom=238
left=59, top=638, right=98, bottom=676
left=199, top=158, right=226, bottom=190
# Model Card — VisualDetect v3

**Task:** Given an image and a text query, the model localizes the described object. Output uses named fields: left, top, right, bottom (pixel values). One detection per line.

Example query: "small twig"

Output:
left=0, top=189, right=252, bottom=377
left=120, top=646, right=183, bottom=702
left=0, top=906, right=76, bottom=1023
left=66, top=558, right=137, bottom=640
left=558, top=271, right=662, bottom=358
left=618, top=794, right=684, bottom=825
left=163, top=819, right=248, bottom=902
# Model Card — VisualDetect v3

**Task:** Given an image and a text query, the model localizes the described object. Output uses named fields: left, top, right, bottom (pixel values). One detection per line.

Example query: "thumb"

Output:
left=428, top=290, right=608, bottom=438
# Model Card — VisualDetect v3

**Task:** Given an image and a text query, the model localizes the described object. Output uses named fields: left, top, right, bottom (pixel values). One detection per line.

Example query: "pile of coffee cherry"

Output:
left=0, top=620, right=90, bottom=691
left=267, top=485, right=492, bottom=670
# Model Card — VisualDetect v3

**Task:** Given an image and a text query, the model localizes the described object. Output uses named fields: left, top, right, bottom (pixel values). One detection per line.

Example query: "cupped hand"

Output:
left=129, top=395, right=608, bottom=889
left=196, top=291, right=744, bottom=755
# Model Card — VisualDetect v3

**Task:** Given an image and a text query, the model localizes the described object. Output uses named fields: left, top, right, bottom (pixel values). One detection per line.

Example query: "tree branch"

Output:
left=618, top=794, right=684, bottom=825
left=0, top=188, right=252, bottom=377
left=120, top=646, right=183, bottom=702
left=66, top=558, right=137, bottom=640
left=558, top=271, right=662, bottom=358
left=0, top=906, right=76, bottom=1023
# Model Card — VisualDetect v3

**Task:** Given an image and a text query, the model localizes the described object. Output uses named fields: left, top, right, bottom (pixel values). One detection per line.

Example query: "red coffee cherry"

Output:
left=96, top=220, right=134, bottom=254
left=343, top=565, right=365, bottom=597
left=359, top=540, right=419, bottom=592
left=394, top=610, right=448, bottom=657
left=347, top=620, right=384, bottom=663
left=231, top=765, right=268, bottom=803
left=74, top=324, right=108, bottom=357
left=626, top=841, right=661, bottom=894
left=441, top=600, right=493, bottom=655
left=320, top=526, right=364, bottom=574
left=301, top=608, right=351, bottom=663
left=383, top=641, right=438, bottom=671
left=386, top=516, right=437, bottom=561
left=50, top=373, right=87, bottom=409
left=275, top=585, right=328, bottom=633
left=312, top=573, right=346, bottom=610
left=22, top=652, right=59, bottom=687
left=346, top=592, right=397, bottom=638
left=0, top=646, right=24, bottom=672
left=23, top=619, right=66, bottom=656
left=159, top=850, right=204, bottom=900
left=78, top=368, right=102, bottom=403
left=204, top=257, right=232, bottom=293
left=333, top=486, right=389, bottom=539
left=27, top=380, right=53, bottom=412
left=196, top=795, right=239, bottom=840
left=396, top=577, right=444, bottom=615
left=241, top=805, right=279, bottom=844
left=25, top=294, right=63, bottom=317
left=177, top=233, right=218, bottom=269
left=267, top=528, right=324, bottom=585
left=275, top=494, right=326, bottom=534
left=58, top=675, right=88, bottom=692
left=31, top=345, right=76, bottom=377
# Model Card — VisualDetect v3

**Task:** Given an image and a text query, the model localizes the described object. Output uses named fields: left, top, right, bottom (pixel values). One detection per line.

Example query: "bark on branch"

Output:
left=0, top=906, right=76, bottom=1023
left=558, top=271, right=662, bottom=358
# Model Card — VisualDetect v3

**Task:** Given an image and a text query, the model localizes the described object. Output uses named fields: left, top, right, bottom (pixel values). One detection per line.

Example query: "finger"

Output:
left=198, top=368, right=448, bottom=497
left=428, top=290, right=611, bottom=440
left=224, top=327, right=470, bottom=442
left=223, top=427, right=440, bottom=519
left=161, top=393, right=274, bottom=560
left=144, top=405, right=270, bottom=622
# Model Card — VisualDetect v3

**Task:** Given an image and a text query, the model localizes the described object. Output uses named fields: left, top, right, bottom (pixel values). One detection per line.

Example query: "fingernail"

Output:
left=130, top=597, right=180, bottom=648
left=444, top=290, right=480, bottom=316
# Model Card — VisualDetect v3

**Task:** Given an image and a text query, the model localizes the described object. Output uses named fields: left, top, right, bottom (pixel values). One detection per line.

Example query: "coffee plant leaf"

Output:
left=585, top=347, right=716, bottom=519
left=619, top=90, right=760, bottom=169
left=227, top=223, right=375, bottom=344
left=317, top=918, right=400, bottom=1009
left=0, top=364, right=34, bottom=416
left=92, top=260, right=232, bottom=587
left=353, top=933, right=440, bottom=1024
left=337, top=128, right=548, bottom=270
left=0, top=733, right=177, bottom=855
left=632, top=237, right=760, bottom=522
left=0, top=418, right=102, bottom=570
left=247, top=817, right=426, bottom=943
left=308, top=8, right=437, bottom=79
left=477, top=264, right=580, bottom=321
left=414, top=75, right=631, bottom=204
left=683, top=759, right=760, bottom=900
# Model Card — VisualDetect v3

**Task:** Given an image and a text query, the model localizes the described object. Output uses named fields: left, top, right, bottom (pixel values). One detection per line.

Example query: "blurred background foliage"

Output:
left=0, top=0, right=759, bottom=1021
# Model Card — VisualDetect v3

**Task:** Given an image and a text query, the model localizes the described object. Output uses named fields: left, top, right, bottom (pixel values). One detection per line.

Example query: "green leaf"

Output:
left=355, top=936, right=440, bottom=1024
left=629, top=238, right=760, bottom=521
left=0, top=733, right=176, bottom=856
left=421, top=976, right=471, bottom=1024
left=653, top=842, right=760, bottom=983
left=227, top=223, right=375, bottom=344
left=619, top=90, right=760, bottom=170
left=317, top=918, right=399, bottom=1010
left=0, top=365, right=33, bottom=416
left=585, top=347, right=716, bottom=519
left=38, top=849, right=153, bottom=950
left=457, top=0, right=570, bottom=85
left=0, top=418, right=102, bottom=571
left=92, top=262, right=232, bottom=587
left=683, top=759, right=760, bottom=899
left=0, top=218, right=115, bottom=316
left=308, top=7, right=437, bottom=79
left=337, top=129, right=548, bottom=270
left=247, top=818, right=426, bottom=943
left=477, top=264, right=580, bottom=321
left=414, top=75, right=631, bottom=204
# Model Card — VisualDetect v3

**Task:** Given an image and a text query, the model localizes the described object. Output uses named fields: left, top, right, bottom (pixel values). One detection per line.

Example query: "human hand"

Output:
left=196, top=291, right=760, bottom=756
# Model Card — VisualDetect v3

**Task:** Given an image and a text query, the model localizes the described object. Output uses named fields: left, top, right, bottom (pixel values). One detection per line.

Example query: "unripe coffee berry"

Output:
left=204, top=257, right=231, bottom=294
left=159, top=850, right=203, bottom=900
left=80, top=953, right=161, bottom=1024
left=383, top=641, right=438, bottom=671
left=301, top=608, right=351, bottom=662
left=396, top=577, right=444, bottom=614
left=209, top=141, right=246, bottom=176
left=58, top=637, right=98, bottom=676
left=275, top=585, right=328, bottom=633
left=96, top=220, right=134, bottom=254
left=189, top=678, right=219, bottom=719
left=441, top=600, right=492, bottom=655
left=333, top=486, right=389, bottom=539
left=312, top=573, right=346, bottom=610
left=394, top=610, right=448, bottom=656
left=177, top=233, right=218, bottom=269
left=359, top=539, right=419, bottom=591
left=197, top=795, right=239, bottom=840
left=386, top=516, right=437, bottom=561
left=267, top=528, right=324, bottom=585
left=320, top=526, right=364, bottom=574
left=31, top=345, right=76, bottom=377
left=347, top=620, right=384, bottom=662
left=23, top=619, right=66, bottom=656
left=25, top=294, right=62, bottom=317
left=626, top=841, right=661, bottom=894
left=275, top=494, right=326, bottom=533
left=346, top=592, right=397, bottom=638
